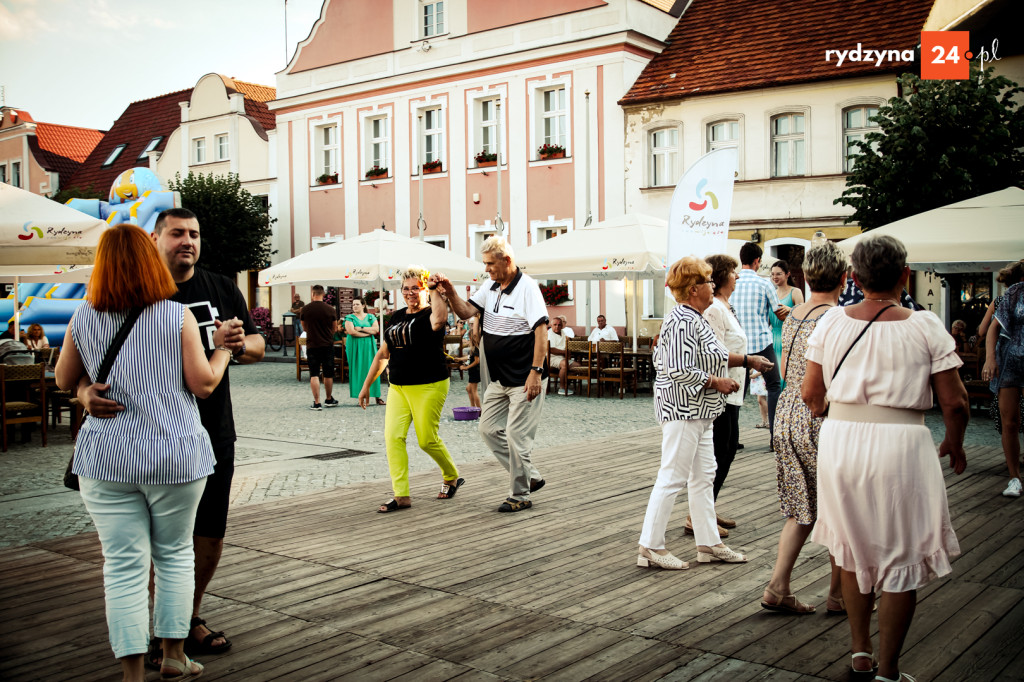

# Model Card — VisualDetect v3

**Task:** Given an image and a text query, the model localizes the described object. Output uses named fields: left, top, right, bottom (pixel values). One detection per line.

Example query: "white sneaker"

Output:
left=1003, top=478, right=1022, bottom=497
left=567, top=389, right=574, bottom=395
left=557, top=389, right=566, bottom=395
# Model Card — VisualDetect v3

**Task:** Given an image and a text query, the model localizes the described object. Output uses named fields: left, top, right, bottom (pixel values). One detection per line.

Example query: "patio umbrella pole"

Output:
left=632, top=273, right=638, bottom=353
left=12, top=277, right=19, bottom=339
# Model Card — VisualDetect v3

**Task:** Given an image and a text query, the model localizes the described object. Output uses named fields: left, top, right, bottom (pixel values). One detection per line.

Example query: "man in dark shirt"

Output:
left=300, top=285, right=338, bottom=410
left=78, top=207, right=265, bottom=664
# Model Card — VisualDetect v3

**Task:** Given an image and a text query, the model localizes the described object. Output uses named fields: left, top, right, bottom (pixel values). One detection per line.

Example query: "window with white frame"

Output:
left=540, top=87, right=567, bottom=152
left=215, top=134, right=230, bottom=161
left=364, top=115, right=390, bottom=176
left=424, top=236, right=448, bottom=249
left=420, top=107, right=444, bottom=170
left=138, top=136, right=163, bottom=161
left=708, top=120, right=739, bottom=152
left=842, top=106, right=879, bottom=172
left=102, top=144, right=126, bottom=168
left=421, top=1, right=444, bottom=38
left=192, top=138, right=206, bottom=164
left=11, top=161, right=20, bottom=188
left=476, top=97, right=500, bottom=163
left=532, top=222, right=572, bottom=301
left=315, top=122, right=340, bottom=178
left=648, top=127, right=679, bottom=187
left=770, top=113, right=805, bottom=177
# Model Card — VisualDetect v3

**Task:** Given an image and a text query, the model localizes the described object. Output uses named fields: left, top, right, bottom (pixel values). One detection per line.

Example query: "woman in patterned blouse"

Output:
left=638, top=256, right=774, bottom=569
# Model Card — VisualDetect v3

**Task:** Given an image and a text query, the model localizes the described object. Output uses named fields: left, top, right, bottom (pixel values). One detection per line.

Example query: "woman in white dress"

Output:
left=803, top=234, right=969, bottom=682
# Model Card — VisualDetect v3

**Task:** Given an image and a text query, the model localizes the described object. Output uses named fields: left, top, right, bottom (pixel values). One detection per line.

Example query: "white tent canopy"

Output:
left=0, top=183, right=109, bottom=266
left=258, top=229, right=488, bottom=289
left=838, top=186, right=1024, bottom=273
left=0, top=265, right=93, bottom=284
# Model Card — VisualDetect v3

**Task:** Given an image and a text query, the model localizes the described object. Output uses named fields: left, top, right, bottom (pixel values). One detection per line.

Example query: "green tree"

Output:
left=50, top=183, right=106, bottom=205
left=168, top=172, right=276, bottom=276
left=836, top=65, right=1024, bottom=230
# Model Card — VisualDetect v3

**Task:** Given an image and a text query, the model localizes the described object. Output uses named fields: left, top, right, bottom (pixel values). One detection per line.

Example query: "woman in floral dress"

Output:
left=761, top=242, right=847, bottom=615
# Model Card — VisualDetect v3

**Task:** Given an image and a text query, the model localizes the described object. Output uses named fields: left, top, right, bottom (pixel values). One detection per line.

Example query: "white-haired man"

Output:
left=433, top=237, right=548, bottom=512
left=549, top=315, right=577, bottom=395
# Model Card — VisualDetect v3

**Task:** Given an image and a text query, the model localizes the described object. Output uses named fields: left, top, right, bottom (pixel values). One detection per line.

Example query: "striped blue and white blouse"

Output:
left=654, top=304, right=729, bottom=423
left=71, top=300, right=215, bottom=485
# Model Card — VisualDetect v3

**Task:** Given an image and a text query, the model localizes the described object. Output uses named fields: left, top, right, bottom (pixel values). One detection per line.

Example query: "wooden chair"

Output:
left=333, top=338, right=348, bottom=383
left=296, top=337, right=308, bottom=381
left=597, top=341, right=636, bottom=399
left=2, top=363, right=47, bottom=451
left=564, top=340, right=595, bottom=397
left=445, top=334, right=465, bottom=379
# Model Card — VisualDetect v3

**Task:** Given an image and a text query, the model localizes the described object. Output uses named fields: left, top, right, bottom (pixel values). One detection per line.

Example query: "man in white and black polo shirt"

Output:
left=434, top=236, right=549, bottom=512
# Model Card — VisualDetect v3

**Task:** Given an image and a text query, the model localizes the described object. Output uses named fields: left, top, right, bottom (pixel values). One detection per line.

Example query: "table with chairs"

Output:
left=550, top=338, right=652, bottom=398
left=1, top=361, right=48, bottom=451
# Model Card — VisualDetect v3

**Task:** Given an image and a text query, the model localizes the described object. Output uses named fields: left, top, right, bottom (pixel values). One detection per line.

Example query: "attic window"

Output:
left=138, top=137, right=163, bottom=160
left=102, top=144, right=127, bottom=167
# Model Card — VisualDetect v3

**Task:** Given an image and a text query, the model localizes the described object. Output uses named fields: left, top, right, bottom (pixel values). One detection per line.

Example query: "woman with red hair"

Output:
left=56, top=223, right=232, bottom=681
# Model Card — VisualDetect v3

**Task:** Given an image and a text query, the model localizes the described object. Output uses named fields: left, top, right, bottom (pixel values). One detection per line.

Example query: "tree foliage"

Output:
left=168, top=172, right=276, bottom=276
left=836, top=65, right=1024, bottom=230
left=50, top=183, right=106, bottom=205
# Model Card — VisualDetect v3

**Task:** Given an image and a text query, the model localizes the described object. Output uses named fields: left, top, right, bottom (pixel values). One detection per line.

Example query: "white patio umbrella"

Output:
left=0, top=183, right=107, bottom=334
left=259, top=229, right=488, bottom=344
left=838, top=186, right=1023, bottom=273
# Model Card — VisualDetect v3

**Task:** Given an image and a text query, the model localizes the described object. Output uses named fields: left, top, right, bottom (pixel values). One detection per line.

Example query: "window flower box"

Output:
left=475, top=151, right=498, bottom=168
left=365, top=166, right=388, bottom=179
left=538, top=143, right=566, bottom=160
left=316, top=173, right=339, bottom=185
left=422, top=159, right=443, bottom=174
left=541, top=282, right=571, bottom=306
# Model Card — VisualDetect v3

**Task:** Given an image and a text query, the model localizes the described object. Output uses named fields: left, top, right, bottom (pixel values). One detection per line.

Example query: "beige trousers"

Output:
left=479, top=379, right=547, bottom=501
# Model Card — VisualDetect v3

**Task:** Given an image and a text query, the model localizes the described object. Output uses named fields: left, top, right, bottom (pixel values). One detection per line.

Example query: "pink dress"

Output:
left=806, top=308, right=962, bottom=594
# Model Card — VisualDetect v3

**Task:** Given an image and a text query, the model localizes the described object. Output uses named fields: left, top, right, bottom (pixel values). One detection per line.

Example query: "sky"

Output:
left=0, top=0, right=326, bottom=130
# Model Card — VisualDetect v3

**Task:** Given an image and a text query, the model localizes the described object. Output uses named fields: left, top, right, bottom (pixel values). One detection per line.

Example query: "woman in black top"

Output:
left=359, top=267, right=463, bottom=511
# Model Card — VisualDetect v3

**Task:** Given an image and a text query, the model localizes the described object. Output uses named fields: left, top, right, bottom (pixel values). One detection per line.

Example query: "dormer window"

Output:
left=137, top=137, right=163, bottom=160
left=102, top=144, right=126, bottom=167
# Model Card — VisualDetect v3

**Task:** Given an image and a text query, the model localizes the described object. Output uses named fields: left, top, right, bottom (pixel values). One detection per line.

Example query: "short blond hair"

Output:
left=399, top=265, right=428, bottom=284
left=481, top=235, right=515, bottom=261
left=665, top=257, right=711, bottom=303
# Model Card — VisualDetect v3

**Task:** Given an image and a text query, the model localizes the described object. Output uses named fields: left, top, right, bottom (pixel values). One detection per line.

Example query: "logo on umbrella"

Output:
left=688, top=178, right=719, bottom=211
left=19, top=222, right=44, bottom=240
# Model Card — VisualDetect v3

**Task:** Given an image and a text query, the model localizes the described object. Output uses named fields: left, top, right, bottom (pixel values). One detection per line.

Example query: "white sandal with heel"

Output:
left=696, top=545, right=747, bottom=563
left=637, top=546, right=688, bottom=570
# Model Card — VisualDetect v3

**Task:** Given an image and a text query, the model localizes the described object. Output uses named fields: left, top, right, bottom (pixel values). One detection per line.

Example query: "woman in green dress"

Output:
left=346, top=297, right=385, bottom=404
left=770, top=261, right=803, bottom=389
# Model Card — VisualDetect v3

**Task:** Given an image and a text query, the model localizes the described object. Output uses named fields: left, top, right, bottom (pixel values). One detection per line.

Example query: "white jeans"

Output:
left=79, top=476, right=206, bottom=658
left=639, top=418, right=721, bottom=550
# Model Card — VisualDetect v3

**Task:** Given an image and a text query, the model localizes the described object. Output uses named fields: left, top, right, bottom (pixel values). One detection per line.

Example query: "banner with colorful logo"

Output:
left=667, top=148, right=738, bottom=265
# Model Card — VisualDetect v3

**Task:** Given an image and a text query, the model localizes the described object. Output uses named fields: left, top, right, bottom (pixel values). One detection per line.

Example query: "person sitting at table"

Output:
left=25, top=323, right=49, bottom=350
left=587, top=315, right=618, bottom=344
left=950, top=319, right=969, bottom=352
left=548, top=315, right=578, bottom=395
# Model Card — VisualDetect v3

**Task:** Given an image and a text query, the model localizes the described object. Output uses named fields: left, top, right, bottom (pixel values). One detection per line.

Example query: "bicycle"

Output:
left=257, top=324, right=284, bottom=352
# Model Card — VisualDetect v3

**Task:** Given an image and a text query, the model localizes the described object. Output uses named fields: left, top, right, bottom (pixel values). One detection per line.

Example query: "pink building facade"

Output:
left=268, top=0, right=679, bottom=325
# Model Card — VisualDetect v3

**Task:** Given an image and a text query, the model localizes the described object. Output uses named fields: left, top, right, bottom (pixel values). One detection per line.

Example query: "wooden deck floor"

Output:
left=2, top=425, right=1023, bottom=681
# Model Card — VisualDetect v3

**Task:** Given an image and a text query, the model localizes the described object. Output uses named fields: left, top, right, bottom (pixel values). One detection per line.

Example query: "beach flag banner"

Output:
left=667, top=148, right=738, bottom=265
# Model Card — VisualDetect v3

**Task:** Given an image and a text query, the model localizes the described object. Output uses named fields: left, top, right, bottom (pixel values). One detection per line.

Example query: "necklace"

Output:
left=864, top=297, right=900, bottom=305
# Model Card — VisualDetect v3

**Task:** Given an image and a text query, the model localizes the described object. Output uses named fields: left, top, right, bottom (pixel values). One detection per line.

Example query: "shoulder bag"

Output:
left=63, top=307, right=143, bottom=491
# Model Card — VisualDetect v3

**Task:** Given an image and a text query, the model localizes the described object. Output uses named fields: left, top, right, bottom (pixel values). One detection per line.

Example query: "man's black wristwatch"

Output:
left=232, top=342, right=246, bottom=359
left=530, top=366, right=544, bottom=374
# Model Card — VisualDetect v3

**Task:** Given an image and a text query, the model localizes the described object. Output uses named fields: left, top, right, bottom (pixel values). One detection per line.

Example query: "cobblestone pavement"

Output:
left=0, top=361, right=1002, bottom=548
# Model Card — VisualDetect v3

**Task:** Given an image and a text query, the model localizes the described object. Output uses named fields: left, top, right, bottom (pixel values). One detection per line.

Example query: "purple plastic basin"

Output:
left=453, top=406, right=481, bottom=421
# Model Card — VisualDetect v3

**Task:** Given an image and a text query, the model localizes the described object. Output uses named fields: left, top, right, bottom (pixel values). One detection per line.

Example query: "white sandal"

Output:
left=851, top=651, right=877, bottom=674
left=697, top=545, right=747, bottom=563
left=161, top=654, right=204, bottom=680
left=874, top=674, right=915, bottom=682
left=637, top=546, right=689, bottom=570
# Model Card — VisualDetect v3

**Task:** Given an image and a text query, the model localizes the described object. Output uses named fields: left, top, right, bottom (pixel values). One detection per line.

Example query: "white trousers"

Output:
left=639, top=418, right=721, bottom=550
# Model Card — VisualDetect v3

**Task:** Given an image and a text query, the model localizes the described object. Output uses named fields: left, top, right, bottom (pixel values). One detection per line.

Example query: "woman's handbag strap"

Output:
left=782, top=303, right=831, bottom=385
left=831, top=305, right=895, bottom=382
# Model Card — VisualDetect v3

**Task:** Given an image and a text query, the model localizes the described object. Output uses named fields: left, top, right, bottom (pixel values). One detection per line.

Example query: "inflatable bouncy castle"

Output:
left=4, top=168, right=180, bottom=346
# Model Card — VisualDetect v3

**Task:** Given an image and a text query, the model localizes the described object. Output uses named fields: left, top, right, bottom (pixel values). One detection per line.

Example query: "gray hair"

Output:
left=398, top=265, right=428, bottom=283
left=851, top=234, right=907, bottom=293
left=557, top=315, right=568, bottom=324
left=803, top=241, right=847, bottom=292
left=481, top=235, right=515, bottom=260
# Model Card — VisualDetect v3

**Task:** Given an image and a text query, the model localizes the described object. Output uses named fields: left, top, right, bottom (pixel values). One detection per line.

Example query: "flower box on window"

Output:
left=538, top=143, right=566, bottom=160
left=316, top=173, right=339, bottom=185
left=422, top=159, right=443, bottom=174
left=365, top=166, right=388, bottom=179
left=475, top=151, right=498, bottom=168
left=541, top=282, right=571, bottom=306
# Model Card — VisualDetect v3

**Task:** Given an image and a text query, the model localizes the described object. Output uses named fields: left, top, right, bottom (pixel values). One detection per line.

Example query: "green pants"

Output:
left=384, top=379, right=458, bottom=497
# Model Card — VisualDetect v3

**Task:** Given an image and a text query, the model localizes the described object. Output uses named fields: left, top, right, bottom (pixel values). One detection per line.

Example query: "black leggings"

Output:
left=712, top=404, right=740, bottom=500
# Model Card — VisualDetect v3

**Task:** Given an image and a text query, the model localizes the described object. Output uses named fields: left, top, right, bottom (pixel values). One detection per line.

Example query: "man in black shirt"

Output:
left=79, top=208, right=264, bottom=664
left=300, top=285, right=338, bottom=409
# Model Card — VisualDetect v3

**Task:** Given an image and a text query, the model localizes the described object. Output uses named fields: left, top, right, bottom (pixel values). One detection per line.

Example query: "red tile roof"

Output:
left=620, top=0, right=934, bottom=106
left=223, top=77, right=277, bottom=134
left=68, top=88, right=192, bottom=194
left=29, top=122, right=106, bottom=180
